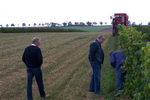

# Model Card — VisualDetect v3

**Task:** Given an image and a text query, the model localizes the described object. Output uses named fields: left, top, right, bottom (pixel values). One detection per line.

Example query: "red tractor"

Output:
left=111, top=13, right=129, bottom=36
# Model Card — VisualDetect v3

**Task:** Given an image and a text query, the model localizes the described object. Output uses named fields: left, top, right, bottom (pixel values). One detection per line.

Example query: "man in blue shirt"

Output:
left=110, top=51, right=126, bottom=93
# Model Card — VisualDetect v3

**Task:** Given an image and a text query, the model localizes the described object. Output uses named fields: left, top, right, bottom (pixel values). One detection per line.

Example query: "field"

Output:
left=0, top=29, right=124, bottom=100
left=62, top=26, right=111, bottom=32
left=0, top=26, right=111, bottom=33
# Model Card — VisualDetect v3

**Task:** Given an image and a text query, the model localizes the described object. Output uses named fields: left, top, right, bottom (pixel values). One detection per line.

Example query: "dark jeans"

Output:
left=115, top=66, right=124, bottom=91
left=89, top=61, right=101, bottom=93
left=27, top=68, right=45, bottom=100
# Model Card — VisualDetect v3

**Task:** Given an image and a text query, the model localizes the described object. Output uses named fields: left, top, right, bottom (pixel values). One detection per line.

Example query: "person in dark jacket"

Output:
left=22, top=37, right=48, bottom=100
left=109, top=51, right=126, bottom=93
left=88, top=35, right=105, bottom=94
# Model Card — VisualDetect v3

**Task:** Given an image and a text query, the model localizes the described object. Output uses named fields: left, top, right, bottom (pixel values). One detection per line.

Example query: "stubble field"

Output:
left=0, top=31, right=119, bottom=100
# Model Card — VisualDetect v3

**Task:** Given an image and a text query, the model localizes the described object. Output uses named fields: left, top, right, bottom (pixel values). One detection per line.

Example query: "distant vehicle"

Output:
left=111, top=13, right=129, bottom=36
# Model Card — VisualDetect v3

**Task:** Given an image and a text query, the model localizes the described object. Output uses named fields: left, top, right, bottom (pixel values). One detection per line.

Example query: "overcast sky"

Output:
left=0, top=0, right=149, bottom=25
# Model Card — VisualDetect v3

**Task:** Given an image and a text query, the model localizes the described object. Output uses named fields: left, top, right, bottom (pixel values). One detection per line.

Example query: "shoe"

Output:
left=95, top=91, right=101, bottom=94
left=41, top=94, right=49, bottom=98
left=95, top=92, right=100, bottom=94
left=114, top=90, right=123, bottom=97
left=89, top=90, right=94, bottom=92
left=114, top=92, right=120, bottom=97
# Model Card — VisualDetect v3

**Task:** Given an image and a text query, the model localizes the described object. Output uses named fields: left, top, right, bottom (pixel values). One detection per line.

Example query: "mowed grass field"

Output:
left=0, top=31, right=121, bottom=100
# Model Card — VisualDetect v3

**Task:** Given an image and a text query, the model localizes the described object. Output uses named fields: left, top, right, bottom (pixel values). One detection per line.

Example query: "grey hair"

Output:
left=32, top=37, right=40, bottom=43
left=97, top=34, right=105, bottom=39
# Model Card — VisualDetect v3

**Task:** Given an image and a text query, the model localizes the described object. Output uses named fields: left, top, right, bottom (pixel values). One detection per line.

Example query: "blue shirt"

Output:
left=110, top=51, right=125, bottom=68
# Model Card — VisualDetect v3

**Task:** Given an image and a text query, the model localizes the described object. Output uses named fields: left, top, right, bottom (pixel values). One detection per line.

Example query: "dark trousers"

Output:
left=115, top=66, right=124, bottom=91
left=27, top=68, right=45, bottom=100
left=89, top=61, right=101, bottom=93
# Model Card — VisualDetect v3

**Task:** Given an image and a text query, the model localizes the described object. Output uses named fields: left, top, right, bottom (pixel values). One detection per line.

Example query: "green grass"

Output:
left=102, top=36, right=128, bottom=100
left=63, top=26, right=111, bottom=32
left=101, top=36, right=117, bottom=100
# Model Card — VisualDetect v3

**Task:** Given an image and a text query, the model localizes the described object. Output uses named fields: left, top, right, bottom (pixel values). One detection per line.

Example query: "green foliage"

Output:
left=134, top=25, right=150, bottom=40
left=0, top=27, right=86, bottom=33
left=118, top=26, right=150, bottom=100
left=0, top=26, right=111, bottom=33
left=141, top=42, right=150, bottom=100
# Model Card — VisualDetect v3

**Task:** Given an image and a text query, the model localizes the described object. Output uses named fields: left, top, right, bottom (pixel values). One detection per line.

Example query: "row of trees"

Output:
left=0, top=21, right=107, bottom=27
left=128, top=21, right=150, bottom=26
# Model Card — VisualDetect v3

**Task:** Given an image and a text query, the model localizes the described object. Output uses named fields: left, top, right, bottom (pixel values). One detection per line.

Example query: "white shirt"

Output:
left=31, top=44, right=36, bottom=46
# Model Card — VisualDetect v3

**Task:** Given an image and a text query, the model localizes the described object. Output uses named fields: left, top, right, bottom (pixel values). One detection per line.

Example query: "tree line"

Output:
left=0, top=21, right=107, bottom=28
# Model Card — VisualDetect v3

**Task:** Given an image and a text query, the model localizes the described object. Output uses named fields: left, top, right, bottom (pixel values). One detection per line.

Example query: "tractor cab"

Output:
left=111, top=13, right=129, bottom=36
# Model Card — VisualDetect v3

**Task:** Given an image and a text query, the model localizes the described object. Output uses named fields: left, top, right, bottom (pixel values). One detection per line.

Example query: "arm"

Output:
left=89, top=43, right=98, bottom=61
left=37, top=48, right=43, bottom=67
left=120, top=52, right=126, bottom=65
left=22, top=49, right=26, bottom=64
left=100, top=48, right=104, bottom=64
left=110, top=53, right=116, bottom=68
